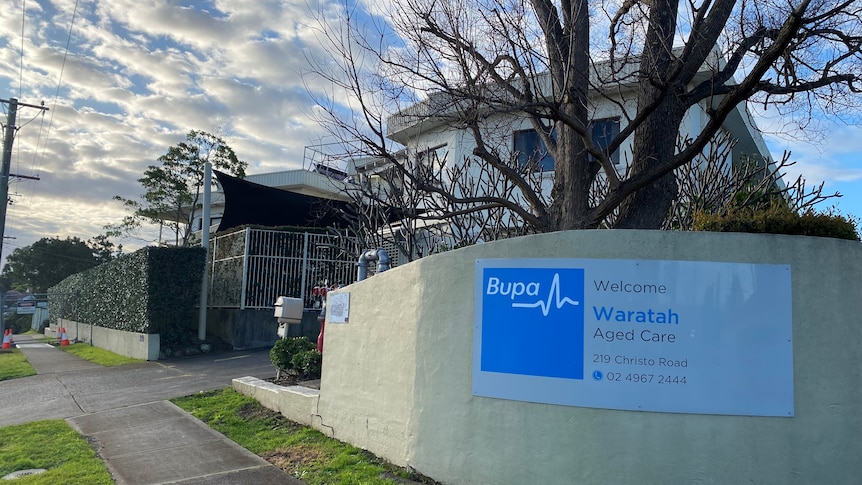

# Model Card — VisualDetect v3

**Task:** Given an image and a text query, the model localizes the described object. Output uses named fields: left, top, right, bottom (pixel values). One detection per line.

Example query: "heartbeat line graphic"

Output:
left=511, top=273, right=580, bottom=316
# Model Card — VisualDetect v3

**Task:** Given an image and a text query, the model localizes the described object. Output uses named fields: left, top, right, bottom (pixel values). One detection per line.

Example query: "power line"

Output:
left=0, top=97, right=48, bottom=338
left=16, top=0, right=81, bottom=231
left=36, top=0, right=81, bottom=170
left=18, top=0, right=26, bottom=98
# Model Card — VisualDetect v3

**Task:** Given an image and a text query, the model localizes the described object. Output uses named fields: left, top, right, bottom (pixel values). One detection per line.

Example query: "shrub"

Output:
left=692, top=205, right=859, bottom=241
left=290, top=349, right=323, bottom=379
left=270, top=337, right=316, bottom=372
left=4, top=313, right=31, bottom=334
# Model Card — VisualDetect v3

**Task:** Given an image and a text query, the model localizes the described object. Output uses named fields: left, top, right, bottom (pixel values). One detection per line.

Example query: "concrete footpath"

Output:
left=12, top=334, right=305, bottom=485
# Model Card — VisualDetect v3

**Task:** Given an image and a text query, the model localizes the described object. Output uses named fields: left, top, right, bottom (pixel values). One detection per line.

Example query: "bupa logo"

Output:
left=480, top=267, right=584, bottom=380
left=485, top=273, right=580, bottom=316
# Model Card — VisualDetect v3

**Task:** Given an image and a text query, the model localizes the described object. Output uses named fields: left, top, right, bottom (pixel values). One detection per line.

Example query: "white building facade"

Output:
left=346, top=62, right=778, bottom=262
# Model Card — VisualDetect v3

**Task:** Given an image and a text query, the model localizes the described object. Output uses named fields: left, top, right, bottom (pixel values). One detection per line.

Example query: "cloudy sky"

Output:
left=0, top=0, right=345, bottom=262
left=0, top=0, right=860, bottom=266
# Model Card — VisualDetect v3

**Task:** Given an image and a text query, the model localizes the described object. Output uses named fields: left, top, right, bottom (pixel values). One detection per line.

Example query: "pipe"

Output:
left=356, top=248, right=391, bottom=281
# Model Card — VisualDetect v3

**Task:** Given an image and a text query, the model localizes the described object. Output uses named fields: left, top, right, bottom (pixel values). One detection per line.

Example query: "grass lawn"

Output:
left=0, top=349, right=36, bottom=381
left=172, top=388, right=437, bottom=485
left=61, top=343, right=142, bottom=366
left=0, top=420, right=113, bottom=484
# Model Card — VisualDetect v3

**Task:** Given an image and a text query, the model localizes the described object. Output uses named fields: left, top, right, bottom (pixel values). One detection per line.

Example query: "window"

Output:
left=416, top=144, right=447, bottom=165
left=590, top=118, right=620, bottom=165
left=513, top=118, right=621, bottom=172
left=513, top=129, right=555, bottom=172
left=194, top=216, right=222, bottom=231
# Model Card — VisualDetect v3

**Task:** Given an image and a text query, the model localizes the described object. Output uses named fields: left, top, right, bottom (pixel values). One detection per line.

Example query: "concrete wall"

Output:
left=233, top=376, right=319, bottom=427
left=55, top=318, right=159, bottom=361
left=315, top=262, right=423, bottom=464
left=205, top=309, right=321, bottom=350
left=246, top=230, right=861, bottom=484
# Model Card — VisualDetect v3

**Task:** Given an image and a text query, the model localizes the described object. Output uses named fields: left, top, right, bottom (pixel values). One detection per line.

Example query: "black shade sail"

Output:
left=214, top=170, right=353, bottom=232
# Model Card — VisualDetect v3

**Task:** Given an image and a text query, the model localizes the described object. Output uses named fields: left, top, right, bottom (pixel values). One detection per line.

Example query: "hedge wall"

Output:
left=48, top=246, right=206, bottom=349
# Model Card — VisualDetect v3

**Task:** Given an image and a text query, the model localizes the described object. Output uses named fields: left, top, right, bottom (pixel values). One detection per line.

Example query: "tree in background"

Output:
left=87, top=233, right=119, bottom=264
left=1, top=236, right=108, bottom=293
left=310, top=0, right=860, bottom=231
left=110, top=130, right=246, bottom=247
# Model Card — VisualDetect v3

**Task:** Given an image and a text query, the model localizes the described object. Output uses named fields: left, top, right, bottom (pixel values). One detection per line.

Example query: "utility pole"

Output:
left=0, top=98, right=47, bottom=257
left=1, top=98, right=19, bottom=270
left=0, top=98, right=48, bottom=338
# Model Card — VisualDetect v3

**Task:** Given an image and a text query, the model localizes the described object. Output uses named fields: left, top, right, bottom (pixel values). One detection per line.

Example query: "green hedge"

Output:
left=693, top=206, right=860, bottom=241
left=48, top=246, right=206, bottom=349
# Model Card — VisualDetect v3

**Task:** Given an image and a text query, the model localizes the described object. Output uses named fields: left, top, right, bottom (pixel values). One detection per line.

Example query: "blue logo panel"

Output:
left=481, top=267, right=584, bottom=379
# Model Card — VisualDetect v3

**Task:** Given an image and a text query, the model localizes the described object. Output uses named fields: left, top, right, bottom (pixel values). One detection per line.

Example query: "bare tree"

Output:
left=665, top=133, right=840, bottom=230
left=339, top=146, right=541, bottom=262
left=307, top=0, right=860, bottom=232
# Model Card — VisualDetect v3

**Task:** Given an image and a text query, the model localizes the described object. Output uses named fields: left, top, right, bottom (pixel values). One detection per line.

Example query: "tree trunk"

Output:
left=550, top=123, right=592, bottom=229
left=615, top=0, right=684, bottom=229
left=547, top=0, right=592, bottom=231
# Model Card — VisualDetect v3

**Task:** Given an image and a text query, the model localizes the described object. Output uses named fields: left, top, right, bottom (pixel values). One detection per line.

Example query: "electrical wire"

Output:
left=18, top=1, right=80, bottom=210
left=19, top=0, right=26, bottom=99
left=35, top=0, right=81, bottom=171
left=28, top=109, right=47, bottom=174
left=8, top=0, right=80, bottom=256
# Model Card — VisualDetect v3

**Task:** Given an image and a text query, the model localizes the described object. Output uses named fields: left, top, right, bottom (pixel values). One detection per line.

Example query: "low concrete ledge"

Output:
left=53, top=318, right=159, bottom=360
left=232, top=376, right=320, bottom=427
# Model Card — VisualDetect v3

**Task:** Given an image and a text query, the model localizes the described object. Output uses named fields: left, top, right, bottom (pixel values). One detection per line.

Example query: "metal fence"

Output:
left=207, top=228, right=361, bottom=309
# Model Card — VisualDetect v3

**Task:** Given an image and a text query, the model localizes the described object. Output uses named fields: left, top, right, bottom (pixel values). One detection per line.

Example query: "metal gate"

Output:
left=207, top=228, right=360, bottom=309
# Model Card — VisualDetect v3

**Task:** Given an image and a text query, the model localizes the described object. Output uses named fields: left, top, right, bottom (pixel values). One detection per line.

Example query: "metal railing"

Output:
left=207, top=227, right=360, bottom=310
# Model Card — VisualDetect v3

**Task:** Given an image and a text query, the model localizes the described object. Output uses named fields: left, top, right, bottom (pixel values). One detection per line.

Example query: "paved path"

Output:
left=2, top=334, right=303, bottom=485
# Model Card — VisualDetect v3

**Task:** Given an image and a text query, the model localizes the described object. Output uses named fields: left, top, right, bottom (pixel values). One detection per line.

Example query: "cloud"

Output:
left=0, top=0, right=349, bottom=263
left=764, top=123, right=862, bottom=186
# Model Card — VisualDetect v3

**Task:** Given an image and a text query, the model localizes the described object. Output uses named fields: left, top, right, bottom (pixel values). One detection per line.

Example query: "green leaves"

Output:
left=270, top=337, right=317, bottom=372
left=693, top=206, right=860, bottom=241
left=48, top=247, right=206, bottom=348
left=110, top=130, right=247, bottom=247
left=2, top=237, right=102, bottom=293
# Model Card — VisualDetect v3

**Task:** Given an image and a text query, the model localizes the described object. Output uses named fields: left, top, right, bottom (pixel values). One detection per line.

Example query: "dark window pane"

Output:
left=513, top=129, right=554, bottom=172
left=589, top=118, right=621, bottom=164
left=513, top=118, right=620, bottom=171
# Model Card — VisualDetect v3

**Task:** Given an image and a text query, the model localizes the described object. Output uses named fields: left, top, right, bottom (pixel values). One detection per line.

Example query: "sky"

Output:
left=0, top=0, right=345, bottom=263
left=0, top=0, right=860, bottom=267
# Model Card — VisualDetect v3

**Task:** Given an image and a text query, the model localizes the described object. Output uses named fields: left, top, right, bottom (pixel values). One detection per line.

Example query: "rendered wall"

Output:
left=315, top=263, right=422, bottom=464
left=55, top=318, right=159, bottom=360
left=317, top=230, right=861, bottom=485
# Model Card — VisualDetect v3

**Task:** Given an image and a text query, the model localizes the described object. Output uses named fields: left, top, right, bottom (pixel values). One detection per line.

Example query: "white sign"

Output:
left=473, top=258, right=794, bottom=417
left=16, top=301, right=36, bottom=315
left=328, top=292, right=350, bottom=323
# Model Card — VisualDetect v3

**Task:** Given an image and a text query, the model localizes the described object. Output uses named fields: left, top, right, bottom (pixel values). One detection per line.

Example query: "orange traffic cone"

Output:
left=1, top=330, right=10, bottom=350
left=60, top=327, right=70, bottom=346
left=7, top=329, right=13, bottom=345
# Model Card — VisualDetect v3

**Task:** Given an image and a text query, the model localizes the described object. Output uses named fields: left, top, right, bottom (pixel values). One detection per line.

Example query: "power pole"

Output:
left=0, top=98, right=47, bottom=256
left=1, top=98, right=19, bottom=270
left=0, top=98, right=48, bottom=338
